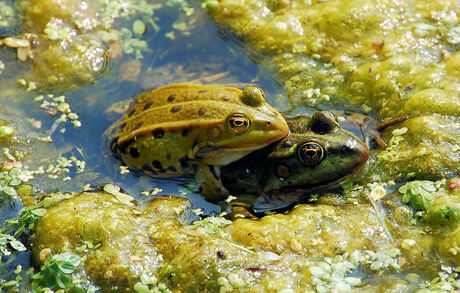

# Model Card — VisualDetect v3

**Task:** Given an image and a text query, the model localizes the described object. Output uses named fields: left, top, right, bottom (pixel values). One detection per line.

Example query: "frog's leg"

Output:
left=195, top=164, right=230, bottom=203
left=225, top=202, right=258, bottom=220
left=373, top=115, right=409, bottom=149
left=376, top=115, right=409, bottom=131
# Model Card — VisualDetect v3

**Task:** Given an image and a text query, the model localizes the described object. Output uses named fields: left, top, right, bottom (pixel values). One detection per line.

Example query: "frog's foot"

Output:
left=218, top=201, right=258, bottom=220
left=372, top=134, right=389, bottom=149
left=196, top=165, right=229, bottom=203
left=229, top=203, right=258, bottom=220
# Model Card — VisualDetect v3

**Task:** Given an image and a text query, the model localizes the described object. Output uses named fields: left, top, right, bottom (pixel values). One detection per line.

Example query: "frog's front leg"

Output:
left=196, top=164, right=230, bottom=203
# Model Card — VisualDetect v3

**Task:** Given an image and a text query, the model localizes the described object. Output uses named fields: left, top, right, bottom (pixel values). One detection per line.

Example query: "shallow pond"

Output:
left=0, top=0, right=459, bottom=292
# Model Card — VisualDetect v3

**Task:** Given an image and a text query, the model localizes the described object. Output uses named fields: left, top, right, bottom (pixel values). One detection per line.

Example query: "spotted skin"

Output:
left=106, top=83, right=289, bottom=177
left=203, top=111, right=371, bottom=208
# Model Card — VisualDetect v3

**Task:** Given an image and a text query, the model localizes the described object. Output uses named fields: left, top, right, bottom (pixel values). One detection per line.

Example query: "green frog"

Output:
left=106, top=83, right=289, bottom=177
left=202, top=111, right=372, bottom=212
left=205, top=111, right=407, bottom=213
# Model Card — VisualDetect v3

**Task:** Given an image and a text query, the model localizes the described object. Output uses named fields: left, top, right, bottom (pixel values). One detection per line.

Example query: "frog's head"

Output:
left=194, top=87, right=289, bottom=165
left=263, top=111, right=369, bottom=192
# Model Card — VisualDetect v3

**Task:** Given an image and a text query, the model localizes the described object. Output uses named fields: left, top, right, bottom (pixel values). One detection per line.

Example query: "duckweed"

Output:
left=0, top=3, right=15, bottom=28
left=0, top=125, right=13, bottom=138
left=399, top=181, right=437, bottom=211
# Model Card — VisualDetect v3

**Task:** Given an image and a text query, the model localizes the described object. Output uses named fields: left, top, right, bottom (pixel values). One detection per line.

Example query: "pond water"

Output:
left=1, top=0, right=459, bottom=292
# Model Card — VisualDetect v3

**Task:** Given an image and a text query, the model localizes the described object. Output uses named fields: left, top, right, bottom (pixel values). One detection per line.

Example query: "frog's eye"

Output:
left=228, top=114, right=250, bottom=134
left=297, top=142, right=324, bottom=166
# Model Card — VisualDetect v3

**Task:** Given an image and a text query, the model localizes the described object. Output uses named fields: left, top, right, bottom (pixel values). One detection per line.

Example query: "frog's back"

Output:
left=134, top=83, right=244, bottom=107
left=106, top=83, right=289, bottom=176
left=110, top=84, right=246, bottom=148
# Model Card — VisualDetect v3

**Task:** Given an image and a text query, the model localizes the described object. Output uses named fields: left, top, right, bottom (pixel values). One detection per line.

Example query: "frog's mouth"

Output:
left=194, top=144, right=268, bottom=166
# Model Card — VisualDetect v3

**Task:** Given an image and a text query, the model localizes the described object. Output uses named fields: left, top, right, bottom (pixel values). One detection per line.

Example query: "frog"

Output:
left=106, top=83, right=289, bottom=180
left=202, top=110, right=407, bottom=214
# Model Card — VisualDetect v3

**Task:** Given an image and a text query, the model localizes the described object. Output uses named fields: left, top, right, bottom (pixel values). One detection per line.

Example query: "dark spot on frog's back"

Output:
left=132, top=122, right=143, bottom=131
left=152, top=160, right=163, bottom=170
left=198, top=89, right=208, bottom=94
left=143, top=101, right=153, bottom=110
left=153, top=128, right=165, bottom=139
left=127, top=109, right=136, bottom=117
left=112, top=122, right=127, bottom=135
left=179, top=157, right=190, bottom=169
left=221, top=96, right=230, bottom=101
left=198, top=107, right=206, bottom=116
left=170, top=105, right=182, bottom=113
left=167, top=94, right=176, bottom=102
left=129, top=147, right=140, bottom=158
left=168, top=166, right=177, bottom=173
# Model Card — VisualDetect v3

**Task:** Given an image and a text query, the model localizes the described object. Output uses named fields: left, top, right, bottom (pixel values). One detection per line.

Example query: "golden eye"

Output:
left=228, top=114, right=250, bottom=134
left=297, top=142, right=324, bottom=166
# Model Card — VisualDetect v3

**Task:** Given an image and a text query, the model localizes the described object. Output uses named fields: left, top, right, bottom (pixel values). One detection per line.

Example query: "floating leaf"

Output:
left=399, top=181, right=436, bottom=211
left=103, top=183, right=120, bottom=195
left=54, top=252, right=81, bottom=267
left=56, top=272, right=71, bottom=289
left=31, top=208, right=47, bottom=217
left=3, top=186, right=17, bottom=196
left=9, top=240, right=26, bottom=251
left=58, top=261, right=76, bottom=274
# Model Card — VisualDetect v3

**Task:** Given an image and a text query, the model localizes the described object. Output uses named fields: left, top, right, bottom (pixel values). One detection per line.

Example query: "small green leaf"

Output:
left=72, top=285, right=85, bottom=293
left=133, top=282, right=150, bottom=293
left=58, top=261, right=76, bottom=274
left=0, top=125, right=14, bottom=137
left=0, top=237, right=7, bottom=245
left=103, top=183, right=120, bottom=195
left=31, top=208, right=47, bottom=217
left=2, top=279, right=19, bottom=287
left=54, top=252, right=81, bottom=266
left=9, top=240, right=26, bottom=251
left=56, top=272, right=71, bottom=289
left=398, top=181, right=436, bottom=211
left=67, top=254, right=81, bottom=266
left=43, top=196, right=59, bottom=207
left=44, top=271, right=57, bottom=288
left=31, top=272, right=43, bottom=280
left=133, top=20, right=146, bottom=35
left=48, top=262, right=60, bottom=273
left=3, top=186, right=17, bottom=196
